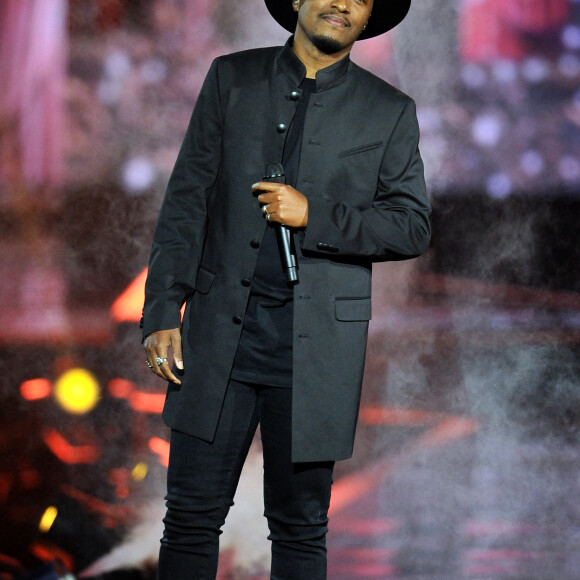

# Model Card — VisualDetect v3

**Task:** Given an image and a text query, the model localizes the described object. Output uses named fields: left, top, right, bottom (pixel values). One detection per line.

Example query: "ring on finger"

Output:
left=262, top=204, right=268, bottom=214
left=156, top=357, right=168, bottom=366
left=146, top=360, right=153, bottom=368
left=266, top=213, right=271, bottom=222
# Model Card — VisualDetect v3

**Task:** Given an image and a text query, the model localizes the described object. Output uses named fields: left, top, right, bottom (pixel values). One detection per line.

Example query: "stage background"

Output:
left=1, top=1, right=579, bottom=578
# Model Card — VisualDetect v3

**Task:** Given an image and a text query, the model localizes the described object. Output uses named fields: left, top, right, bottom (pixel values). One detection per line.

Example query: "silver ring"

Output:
left=146, top=360, right=153, bottom=368
left=262, top=205, right=268, bottom=214
left=266, top=213, right=271, bottom=222
left=156, top=357, right=168, bottom=366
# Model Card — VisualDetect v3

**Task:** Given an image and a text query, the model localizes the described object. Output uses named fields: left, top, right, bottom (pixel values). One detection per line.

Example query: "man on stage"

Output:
left=142, top=0, right=431, bottom=577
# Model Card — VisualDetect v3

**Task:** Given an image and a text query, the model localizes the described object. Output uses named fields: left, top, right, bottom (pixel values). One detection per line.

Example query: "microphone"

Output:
left=262, top=163, right=299, bottom=284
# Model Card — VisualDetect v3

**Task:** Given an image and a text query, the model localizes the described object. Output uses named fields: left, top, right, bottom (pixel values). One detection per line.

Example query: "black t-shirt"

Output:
left=231, top=78, right=316, bottom=387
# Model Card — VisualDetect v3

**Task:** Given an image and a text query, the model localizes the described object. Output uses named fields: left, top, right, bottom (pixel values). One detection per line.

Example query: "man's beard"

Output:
left=311, top=34, right=343, bottom=54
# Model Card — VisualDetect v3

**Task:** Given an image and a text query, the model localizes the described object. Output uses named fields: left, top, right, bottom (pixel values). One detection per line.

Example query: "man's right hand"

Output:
left=144, top=328, right=183, bottom=384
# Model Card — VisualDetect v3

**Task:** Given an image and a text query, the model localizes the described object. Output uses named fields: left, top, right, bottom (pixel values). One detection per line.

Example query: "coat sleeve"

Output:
left=301, top=99, right=431, bottom=261
left=141, top=59, right=223, bottom=340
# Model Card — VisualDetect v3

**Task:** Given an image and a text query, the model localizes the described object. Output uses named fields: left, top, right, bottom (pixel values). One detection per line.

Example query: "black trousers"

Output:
left=157, top=379, right=335, bottom=580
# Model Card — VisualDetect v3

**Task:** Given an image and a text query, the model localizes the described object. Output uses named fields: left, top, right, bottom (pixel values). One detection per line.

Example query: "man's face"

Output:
left=294, top=0, right=374, bottom=55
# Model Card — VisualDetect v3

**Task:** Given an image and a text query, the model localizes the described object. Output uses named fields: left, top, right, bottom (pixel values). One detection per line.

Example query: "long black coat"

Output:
left=142, top=40, right=431, bottom=462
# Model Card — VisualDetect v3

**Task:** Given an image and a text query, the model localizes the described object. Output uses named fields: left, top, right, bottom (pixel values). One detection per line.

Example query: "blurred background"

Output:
left=1, top=0, right=579, bottom=579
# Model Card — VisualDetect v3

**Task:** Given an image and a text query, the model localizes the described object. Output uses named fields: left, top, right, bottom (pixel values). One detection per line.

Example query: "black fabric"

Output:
left=230, top=78, right=316, bottom=387
left=144, top=39, right=431, bottom=461
left=157, top=379, right=334, bottom=580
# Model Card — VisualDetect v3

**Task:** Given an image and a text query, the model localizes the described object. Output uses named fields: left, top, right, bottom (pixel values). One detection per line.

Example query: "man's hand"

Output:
left=144, top=327, right=183, bottom=384
left=253, top=182, right=308, bottom=227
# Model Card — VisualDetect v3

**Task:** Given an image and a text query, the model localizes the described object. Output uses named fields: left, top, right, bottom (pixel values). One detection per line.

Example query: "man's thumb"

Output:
left=172, top=331, right=184, bottom=370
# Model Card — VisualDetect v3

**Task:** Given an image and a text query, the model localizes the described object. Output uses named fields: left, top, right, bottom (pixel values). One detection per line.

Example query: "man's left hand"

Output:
left=253, top=182, right=308, bottom=227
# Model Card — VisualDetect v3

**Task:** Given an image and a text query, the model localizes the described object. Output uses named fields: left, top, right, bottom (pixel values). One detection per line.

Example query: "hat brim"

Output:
left=264, top=0, right=411, bottom=40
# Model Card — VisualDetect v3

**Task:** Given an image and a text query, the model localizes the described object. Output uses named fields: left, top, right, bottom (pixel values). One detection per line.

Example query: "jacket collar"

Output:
left=276, top=37, right=351, bottom=92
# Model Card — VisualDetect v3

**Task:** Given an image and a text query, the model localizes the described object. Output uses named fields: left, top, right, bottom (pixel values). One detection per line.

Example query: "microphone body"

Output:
left=262, top=163, right=299, bottom=284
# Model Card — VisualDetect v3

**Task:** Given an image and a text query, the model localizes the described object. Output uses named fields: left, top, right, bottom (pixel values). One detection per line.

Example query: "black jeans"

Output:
left=157, top=379, right=335, bottom=580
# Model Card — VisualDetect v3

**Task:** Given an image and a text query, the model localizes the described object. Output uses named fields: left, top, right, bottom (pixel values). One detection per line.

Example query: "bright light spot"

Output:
left=558, top=54, right=580, bottom=78
left=559, top=156, right=580, bottom=182
left=472, top=113, right=503, bottom=147
left=131, top=462, right=149, bottom=482
left=491, top=60, right=518, bottom=84
left=141, top=58, right=167, bottom=84
left=21, top=378, right=52, bottom=400
left=122, top=156, right=156, bottom=194
left=562, top=25, right=580, bottom=51
left=104, top=50, right=132, bottom=80
left=461, top=63, right=487, bottom=89
left=39, top=506, right=58, bottom=533
left=521, top=58, right=550, bottom=83
left=54, top=368, right=100, bottom=415
left=520, top=150, right=544, bottom=177
left=487, top=173, right=512, bottom=198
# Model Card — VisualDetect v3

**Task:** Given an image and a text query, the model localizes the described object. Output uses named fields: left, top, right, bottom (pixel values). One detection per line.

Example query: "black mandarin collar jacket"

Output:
left=143, top=38, right=431, bottom=462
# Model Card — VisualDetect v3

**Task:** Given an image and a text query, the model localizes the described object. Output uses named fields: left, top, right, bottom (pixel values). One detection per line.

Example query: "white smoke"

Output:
left=79, top=444, right=270, bottom=578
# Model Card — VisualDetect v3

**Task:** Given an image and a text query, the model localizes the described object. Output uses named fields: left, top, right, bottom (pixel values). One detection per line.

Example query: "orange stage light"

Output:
left=0, top=553, right=21, bottom=569
left=29, top=543, right=74, bottom=572
left=359, top=406, right=441, bottom=426
left=60, top=483, right=132, bottom=526
left=20, top=378, right=52, bottom=400
left=129, top=391, right=165, bottom=414
left=111, top=268, right=147, bottom=323
left=43, top=429, right=100, bottom=464
left=111, top=267, right=185, bottom=324
left=108, top=377, right=135, bottom=399
left=149, top=437, right=170, bottom=467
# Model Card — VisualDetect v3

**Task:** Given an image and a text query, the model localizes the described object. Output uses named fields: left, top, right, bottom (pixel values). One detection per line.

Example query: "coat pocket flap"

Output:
left=335, top=297, right=372, bottom=321
left=338, top=141, right=383, bottom=158
left=195, top=267, right=216, bottom=295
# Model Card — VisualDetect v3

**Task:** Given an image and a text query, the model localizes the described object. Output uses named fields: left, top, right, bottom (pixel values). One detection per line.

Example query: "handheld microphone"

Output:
left=262, top=163, right=299, bottom=285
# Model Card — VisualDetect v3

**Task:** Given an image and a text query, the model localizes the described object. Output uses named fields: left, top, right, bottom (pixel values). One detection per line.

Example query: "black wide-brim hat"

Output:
left=264, top=0, right=412, bottom=40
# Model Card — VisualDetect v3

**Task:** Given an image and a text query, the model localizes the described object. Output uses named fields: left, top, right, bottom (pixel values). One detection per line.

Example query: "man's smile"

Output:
left=320, top=13, right=350, bottom=28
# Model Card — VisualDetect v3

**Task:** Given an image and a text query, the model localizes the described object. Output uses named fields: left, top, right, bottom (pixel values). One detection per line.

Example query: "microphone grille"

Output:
left=262, top=163, right=284, bottom=180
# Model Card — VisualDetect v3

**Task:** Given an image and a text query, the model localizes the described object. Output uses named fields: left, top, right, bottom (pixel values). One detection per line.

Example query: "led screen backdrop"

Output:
left=2, top=0, right=579, bottom=205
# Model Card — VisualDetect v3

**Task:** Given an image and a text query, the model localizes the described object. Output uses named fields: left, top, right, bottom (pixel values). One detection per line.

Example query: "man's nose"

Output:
left=331, top=0, right=350, bottom=13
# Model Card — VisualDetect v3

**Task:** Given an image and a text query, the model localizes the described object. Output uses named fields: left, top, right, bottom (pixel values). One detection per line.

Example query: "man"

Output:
left=142, top=0, right=431, bottom=578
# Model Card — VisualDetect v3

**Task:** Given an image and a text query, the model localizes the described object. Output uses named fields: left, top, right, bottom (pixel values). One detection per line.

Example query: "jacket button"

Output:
left=290, top=91, right=300, bottom=101
left=276, top=123, right=287, bottom=133
left=232, top=315, right=243, bottom=325
left=250, top=239, right=260, bottom=249
left=241, top=278, right=251, bottom=287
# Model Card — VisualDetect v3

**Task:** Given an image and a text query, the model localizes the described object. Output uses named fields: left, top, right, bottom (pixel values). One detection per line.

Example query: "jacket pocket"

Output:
left=195, top=267, right=216, bottom=295
left=335, top=297, right=372, bottom=321
left=338, top=141, right=383, bottom=159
